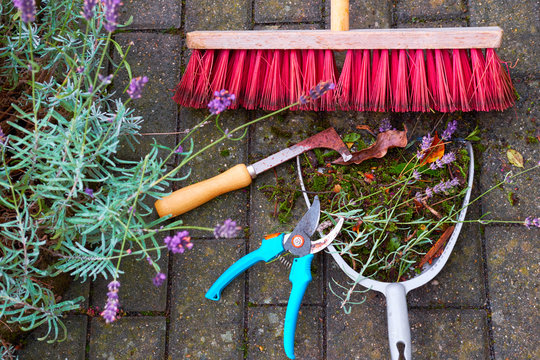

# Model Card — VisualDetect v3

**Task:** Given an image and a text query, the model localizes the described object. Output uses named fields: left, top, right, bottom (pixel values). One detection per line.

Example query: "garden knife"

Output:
left=154, top=127, right=352, bottom=218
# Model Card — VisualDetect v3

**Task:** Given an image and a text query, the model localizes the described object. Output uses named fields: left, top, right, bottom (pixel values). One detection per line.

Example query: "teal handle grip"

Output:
left=284, top=254, right=314, bottom=359
left=205, top=234, right=285, bottom=301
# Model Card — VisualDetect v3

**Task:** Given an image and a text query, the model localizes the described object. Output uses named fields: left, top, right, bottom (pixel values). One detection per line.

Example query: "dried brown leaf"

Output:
left=333, top=125, right=408, bottom=165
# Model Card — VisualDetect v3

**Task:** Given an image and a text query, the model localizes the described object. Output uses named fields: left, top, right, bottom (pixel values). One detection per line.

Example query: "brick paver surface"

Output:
left=19, top=1, right=539, bottom=359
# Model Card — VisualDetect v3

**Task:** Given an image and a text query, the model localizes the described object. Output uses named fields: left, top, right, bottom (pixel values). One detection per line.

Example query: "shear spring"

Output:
left=279, top=256, right=292, bottom=269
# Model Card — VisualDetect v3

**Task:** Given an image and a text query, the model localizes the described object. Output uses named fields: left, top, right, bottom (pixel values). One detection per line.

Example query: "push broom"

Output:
left=173, top=0, right=515, bottom=113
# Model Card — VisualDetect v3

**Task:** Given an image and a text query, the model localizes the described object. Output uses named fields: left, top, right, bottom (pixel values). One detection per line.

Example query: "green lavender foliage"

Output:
left=0, top=0, right=187, bottom=345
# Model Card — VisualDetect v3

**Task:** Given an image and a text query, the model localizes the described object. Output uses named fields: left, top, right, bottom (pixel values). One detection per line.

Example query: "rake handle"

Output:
left=154, top=164, right=252, bottom=218
left=331, top=0, right=349, bottom=31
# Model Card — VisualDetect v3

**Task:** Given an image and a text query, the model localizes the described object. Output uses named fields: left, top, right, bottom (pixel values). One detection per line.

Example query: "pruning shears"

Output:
left=205, top=196, right=343, bottom=359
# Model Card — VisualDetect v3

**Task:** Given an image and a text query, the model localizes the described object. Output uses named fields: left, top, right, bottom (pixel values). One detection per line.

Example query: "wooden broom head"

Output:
left=186, top=27, right=503, bottom=50
left=174, top=26, right=515, bottom=112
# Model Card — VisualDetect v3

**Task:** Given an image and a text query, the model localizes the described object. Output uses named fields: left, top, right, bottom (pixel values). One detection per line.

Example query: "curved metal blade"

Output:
left=310, top=217, right=344, bottom=254
left=283, top=196, right=320, bottom=257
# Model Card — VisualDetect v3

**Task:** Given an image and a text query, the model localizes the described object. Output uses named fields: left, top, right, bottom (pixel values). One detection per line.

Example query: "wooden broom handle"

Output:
left=154, top=164, right=253, bottom=218
left=331, top=0, right=349, bottom=31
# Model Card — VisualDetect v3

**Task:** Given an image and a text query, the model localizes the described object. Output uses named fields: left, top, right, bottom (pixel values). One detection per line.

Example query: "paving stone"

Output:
left=248, top=112, right=325, bottom=305
left=91, top=251, right=168, bottom=312
left=325, top=0, right=391, bottom=29
left=478, top=79, right=540, bottom=221
left=18, top=316, right=87, bottom=360
left=396, top=0, right=466, bottom=22
left=409, top=308, right=488, bottom=359
left=254, top=0, right=321, bottom=23
left=469, top=0, right=539, bottom=76
left=485, top=226, right=540, bottom=359
left=185, top=0, right=250, bottom=31
left=88, top=317, right=166, bottom=360
left=63, top=277, right=91, bottom=308
left=247, top=306, right=323, bottom=360
left=112, top=33, right=181, bottom=163
left=119, top=0, right=181, bottom=30
left=168, top=239, right=245, bottom=359
left=175, top=108, right=249, bottom=238
left=327, top=262, right=488, bottom=358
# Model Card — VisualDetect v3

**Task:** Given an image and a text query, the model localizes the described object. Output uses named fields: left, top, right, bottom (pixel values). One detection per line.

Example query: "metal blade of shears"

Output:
left=283, top=196, right=320, bottom=257
left=310, top=217, right=344, bottom=254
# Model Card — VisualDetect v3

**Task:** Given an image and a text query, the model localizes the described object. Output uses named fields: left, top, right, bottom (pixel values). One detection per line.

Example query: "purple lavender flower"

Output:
left=82, top=0, right=98, bottom=20
left=378, top=118, right=395, bottom=133
left=76, top=66, right=85, bottom=74
left=214, top=219, right=239, bottom=239
left=13, top=0, right=36, bottom=22
left=441, top=120, right=458, bottom=141
left=309, top=81, right=335, bottom=101
left=103, top=0, right=122, bottom=32
left=523, top=216, right=540, bottom=229
left=415, top=192, right=423, bottom=202
left=164, top=230, right=193, bottom=254
left=425, top=187, right=434, bottom=199
left=0, top=127, right=6, bottom=147
left=430, top=152, right=456, bottom=170
left=152, top=272, right=166, bottom=286
left=417, top=134, right=434, bottom=159
left=84, top=188, right=94, bottom=198
left=98, top=73, right=113, bottom=85
left=208, top=90, right=236, bottom=115
left=174, top=144, right=183, bottom=154
left=126, top=76, right=148, bottom=99
left=434, top=178, right=460, bottom=194
left=412, top=169, right=421, bottom=181
left=101, top=280, right=120, bottom=323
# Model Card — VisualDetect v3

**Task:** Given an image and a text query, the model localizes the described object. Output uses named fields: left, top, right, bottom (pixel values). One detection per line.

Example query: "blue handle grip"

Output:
left=205, top=234, right=285, bottom=301
left=284, top=254, right=314, bottom=359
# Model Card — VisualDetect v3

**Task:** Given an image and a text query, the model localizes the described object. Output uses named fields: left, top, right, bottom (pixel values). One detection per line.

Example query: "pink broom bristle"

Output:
left=225, top=50, right=247, bottom=109
left=484, top=48, right=515, bottom=111
left=320, top=49, right=338, bottom=111
left=261, top=50, right=286, bottom=110
left=172, top=49, right=202, bottom=107
left=335, top=50, right=353, bottom=111
left=451, top=49, right=472, bottom=111
left=301, top=49, right=319, bottom=111
left=173, top=45, right=515, bottom=112
left=243, top=50, right=266, bottom=109
left=287, top=50, right=303, bottom=110
left=370, top=49, right=391, bottom=112
left=209, top=50, right=230, bottom=95
left=352, top=49, right=370, bottom=111
left=442, top=49, right=454, bottom=105
left=391, top=49, right=409, bottom=112
left=191, top=49, right=215, bottom=108
left=470, top=49, right=489, bottom=111
left=409, top=49, right=430, bottom=112
left=427, top=49, right=454, bottom=112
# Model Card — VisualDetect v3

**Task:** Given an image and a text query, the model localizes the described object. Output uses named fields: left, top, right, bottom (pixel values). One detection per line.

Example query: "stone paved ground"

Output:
left=18, top=0, right=539, bottom=359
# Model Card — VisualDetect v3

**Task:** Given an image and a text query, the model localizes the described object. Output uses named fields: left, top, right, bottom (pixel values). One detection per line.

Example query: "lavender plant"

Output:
left=1, top=0, right=331, bottom=349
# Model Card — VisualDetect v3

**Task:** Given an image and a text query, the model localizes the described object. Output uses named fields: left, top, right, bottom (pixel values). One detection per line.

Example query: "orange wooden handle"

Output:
left=154, top=164, right=252, bottom=218
left=331, top=0, right=349, bottom=31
